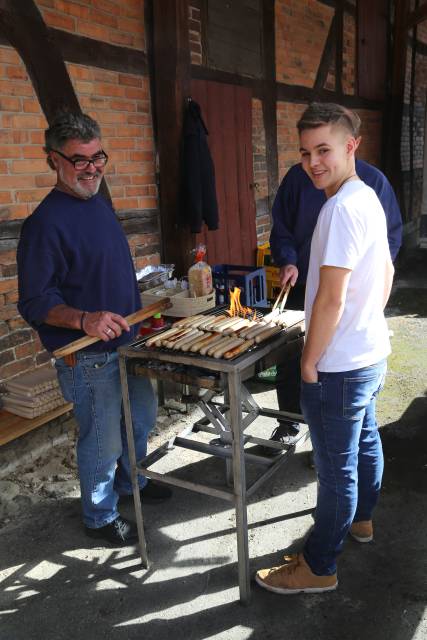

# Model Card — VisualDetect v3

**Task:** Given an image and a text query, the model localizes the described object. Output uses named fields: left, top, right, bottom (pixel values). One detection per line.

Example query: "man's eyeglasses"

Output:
left=50, top=149, right=109, bottom=171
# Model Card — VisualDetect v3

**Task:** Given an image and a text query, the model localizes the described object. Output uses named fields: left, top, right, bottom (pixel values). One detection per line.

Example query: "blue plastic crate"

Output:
left=212, top=264, right=267, bottom=308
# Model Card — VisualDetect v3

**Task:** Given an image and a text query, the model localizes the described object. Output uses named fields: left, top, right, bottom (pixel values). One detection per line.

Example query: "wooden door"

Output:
left=190, top=79, right=258, bottom=266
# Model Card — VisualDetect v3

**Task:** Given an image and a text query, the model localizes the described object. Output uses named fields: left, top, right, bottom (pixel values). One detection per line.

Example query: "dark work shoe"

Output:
left=140, top=479, right=172, bottom=503
left=270, top=422, right=301, bottom=446
left=119, top=480, right=173, bottom=506
left=85, top=516, right=138, bottom=546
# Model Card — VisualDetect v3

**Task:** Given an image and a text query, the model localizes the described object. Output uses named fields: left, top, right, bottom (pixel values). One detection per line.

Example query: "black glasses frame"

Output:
left=50, top=148, right=109, bottom=170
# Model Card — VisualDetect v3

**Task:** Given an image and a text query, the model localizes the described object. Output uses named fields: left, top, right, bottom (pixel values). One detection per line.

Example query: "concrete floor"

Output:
left=0, top=251, right=426, bottom=640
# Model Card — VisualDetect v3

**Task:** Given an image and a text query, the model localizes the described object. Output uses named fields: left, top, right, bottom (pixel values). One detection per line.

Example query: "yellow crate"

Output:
left=264, top=265, right=281, bottom=299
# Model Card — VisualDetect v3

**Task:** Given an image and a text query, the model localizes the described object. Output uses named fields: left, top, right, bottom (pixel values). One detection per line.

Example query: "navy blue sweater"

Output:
left=269, top=160, right=403, bottom=284
left=17, top=189, right=141, bottom=353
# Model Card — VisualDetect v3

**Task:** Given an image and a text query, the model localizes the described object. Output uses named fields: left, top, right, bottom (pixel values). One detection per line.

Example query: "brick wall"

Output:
left=277, top=101, right=307, bottom=180
left=252, top=99, right=270, bottom=245
left=189, top=4, right=203, bottom=65
left=275, top=0, right=334, bottom=86
left=37, top=0, right=145, bottom=50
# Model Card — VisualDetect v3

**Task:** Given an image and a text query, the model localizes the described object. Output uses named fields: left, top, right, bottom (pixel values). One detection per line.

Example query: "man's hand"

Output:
left=301, top=355, right=318, bottom=383
left=83, top=311, right=130, bottom=342
left=280, top=264, right=298, bottom=287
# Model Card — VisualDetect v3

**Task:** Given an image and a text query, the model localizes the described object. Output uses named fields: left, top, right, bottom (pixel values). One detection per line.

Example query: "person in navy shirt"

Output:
left=268, top=158, right=402, bottom=449
left=17, top=112, right=171, bottom=545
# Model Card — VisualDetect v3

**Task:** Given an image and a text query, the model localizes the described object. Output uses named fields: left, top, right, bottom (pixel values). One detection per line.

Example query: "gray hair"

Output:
left=297, top=102, right=361, bottom=138
left=44, top=111, right=101, bottom=152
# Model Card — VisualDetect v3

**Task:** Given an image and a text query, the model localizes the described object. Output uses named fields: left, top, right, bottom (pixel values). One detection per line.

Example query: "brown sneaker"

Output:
left=255, top=553, right=338, bottom=594
left=349, top=520, right=373, bottom=543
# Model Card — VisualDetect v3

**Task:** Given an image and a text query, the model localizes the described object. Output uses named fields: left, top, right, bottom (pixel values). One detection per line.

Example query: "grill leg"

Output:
left=119, top=355, right=149, bottom=569
left=228, top=370, right=250, bottom=604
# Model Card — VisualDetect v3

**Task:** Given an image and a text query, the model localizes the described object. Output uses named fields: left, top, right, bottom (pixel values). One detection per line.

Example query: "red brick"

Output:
left=15, top=341, right=36, bottom=359
left=0, top=277, right=17, bottom=294
left=138, top=197, right=157, bottom=209
left=11, top=160, right=48, bottom=174
left=0, top=79, right=34, bottom=97
left=0, top=191, right=13, bottom=205
left=113, top=197, right=139, bottom=210
left=0, top=145, right=21, bottom=159
left=130, top=174, right=155, bottom=185
left=30, top=131, right=45, bottom=144
left=89, top=8, right=118, bottom=27
left=108, top=138, right=135, bottom=150
left=125, top=86, right=147, bottom=100
left=0, top=96, right=22, bottom=112
left=42, top=9, right=76, bottom=31
left=5, top=65, right=28, bottom=80
left=7, top=316, right=28, bottom=330
left=68, top=64, right=93, bottom=80
left=109, top=31, right=134, bottom=47
left=22, top=146, right=46, bottom=159
left=110, top=99, right=137, bottom=112
left=16, top=188, right=51, bottom=203
left=0, top=47, right=20, bottom=64
left=95, top=83, right=126, bottom=98
left=3, top=114, right=47, bottom=129
left=1, top=356, right=35, bottom=380
left=0, top=174, right=35, bottom=189
left=0, top=160, right=8, bottom=173
left=0, top=204, right=30, bottom=220
left=55, top=0, right=91, bottom=19
left=35, top=174, right=56, bottom=188
left=93, top=0, right=121, bottom=16
left=78, top=21, right=111, bottom=41
left=118, top=73, right=142, bottom=87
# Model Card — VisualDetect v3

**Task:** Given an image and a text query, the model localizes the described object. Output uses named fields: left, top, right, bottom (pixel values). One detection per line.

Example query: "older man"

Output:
left=17, top=112, right=171, bottom=545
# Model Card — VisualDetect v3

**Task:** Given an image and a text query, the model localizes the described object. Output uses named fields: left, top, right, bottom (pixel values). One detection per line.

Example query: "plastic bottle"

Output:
left=188, top=244, right=213, bottom=298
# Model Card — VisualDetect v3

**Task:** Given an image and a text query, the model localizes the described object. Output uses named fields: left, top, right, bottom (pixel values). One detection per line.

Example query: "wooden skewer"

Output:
left=53, top=298, right=172, bottom=358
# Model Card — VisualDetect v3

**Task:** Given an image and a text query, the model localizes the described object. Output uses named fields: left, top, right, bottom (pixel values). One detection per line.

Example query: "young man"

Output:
left=17, top=112, right=171, bottom=546
left=267, top=156, right=402, bottom=450
left=256, top=103, right=394, bottom=593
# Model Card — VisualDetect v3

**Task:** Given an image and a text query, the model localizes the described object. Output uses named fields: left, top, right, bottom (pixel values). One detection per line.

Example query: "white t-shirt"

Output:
left=305, top=179, right=391, bottom=372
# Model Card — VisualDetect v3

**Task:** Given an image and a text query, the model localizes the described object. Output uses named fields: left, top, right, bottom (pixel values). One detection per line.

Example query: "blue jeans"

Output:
left=300, top=359, right=387, bottom=576
left=55, top=351, right=157, bottom=528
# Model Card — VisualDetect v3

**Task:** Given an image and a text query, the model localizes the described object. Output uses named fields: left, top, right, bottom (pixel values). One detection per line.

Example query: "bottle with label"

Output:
left=188, top=244, right=213, bottom=297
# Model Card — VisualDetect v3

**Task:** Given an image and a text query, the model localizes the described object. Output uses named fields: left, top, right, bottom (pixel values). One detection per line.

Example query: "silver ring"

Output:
left=106, top=328, right=113, bottom=336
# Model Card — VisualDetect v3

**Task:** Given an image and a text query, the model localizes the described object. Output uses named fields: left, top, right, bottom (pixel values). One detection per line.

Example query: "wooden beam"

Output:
left=191, top=63, right=263, bottom=97
left=277, top=82, right=383, bottom=109
left=384, top=0, right=410, bottom=214
left=152, top=0, right=193, bottom=277
left=261, top=0, right=279, bottom=212
left=335, top=2, right=343, bottom=95
left=51, top=29, right=147, bottom=75
left=314, top=14, right=336, bottom=93
left=406, top=3, right=427, bottom=30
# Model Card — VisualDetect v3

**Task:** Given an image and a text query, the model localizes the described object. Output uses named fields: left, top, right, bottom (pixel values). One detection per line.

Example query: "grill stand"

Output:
left=118, top=321, right=309, bottom=604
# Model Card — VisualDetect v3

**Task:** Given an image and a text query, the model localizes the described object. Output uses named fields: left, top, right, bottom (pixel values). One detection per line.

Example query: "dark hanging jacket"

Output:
left=179, top=99, right=219, bottom=233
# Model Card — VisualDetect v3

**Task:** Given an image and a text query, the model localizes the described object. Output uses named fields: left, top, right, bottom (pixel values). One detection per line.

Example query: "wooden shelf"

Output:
left=0, top=404, right=73, bottom=447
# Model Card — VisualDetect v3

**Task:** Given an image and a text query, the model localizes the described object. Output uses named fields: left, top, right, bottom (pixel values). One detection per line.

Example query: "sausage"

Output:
left=223, top=318, right=250, bottom=335
left=223, top=339, right=255, bottom=359
left=244, top=322, right=273, bottom=340
left=145, top=326, right=183, bottom=347
left=197, top=314, right=227, bottom=331
left=212, top=337, right=244, bottom=359
left=207, top=336, right=236, bottom=357
left=162, top=327, right=194, bottom=348
left=200, top=333, right=227, bottom=355
left=254, top=325, right=283, bottom=343
left=171, top=329, right=203, bottom=350
left=189, top=333, right=218, bottom=352
left=172, top=315, right=205, bottom=328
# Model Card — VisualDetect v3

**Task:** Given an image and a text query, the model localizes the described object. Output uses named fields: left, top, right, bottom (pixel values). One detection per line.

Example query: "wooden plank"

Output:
left=335, top=2, right=343, bottom=95
left=261, top=0, right=279, bottom=211
left=276, top=82, right=384, bottom=109
left=314, top=14, right=337, bottom=93
left=152, top=0, right=193, bottom=276
left=0, top=405, right=73, bottom=447
left=357, top=0, right=388, bottom=101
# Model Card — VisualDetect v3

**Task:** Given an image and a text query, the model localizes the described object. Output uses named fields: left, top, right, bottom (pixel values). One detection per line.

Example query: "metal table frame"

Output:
left=118, top=324, right=308, bottom=604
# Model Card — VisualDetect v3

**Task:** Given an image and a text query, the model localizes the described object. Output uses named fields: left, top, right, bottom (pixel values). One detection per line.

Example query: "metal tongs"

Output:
left=264, top=282, right=291, bottom=324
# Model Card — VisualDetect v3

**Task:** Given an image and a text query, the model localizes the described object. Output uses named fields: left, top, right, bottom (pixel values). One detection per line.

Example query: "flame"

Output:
left=226, top=287, right=257, bottom=320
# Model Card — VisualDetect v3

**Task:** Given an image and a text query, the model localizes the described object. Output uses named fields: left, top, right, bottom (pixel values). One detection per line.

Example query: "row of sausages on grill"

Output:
left=145, top=313, right=284, bottom=360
